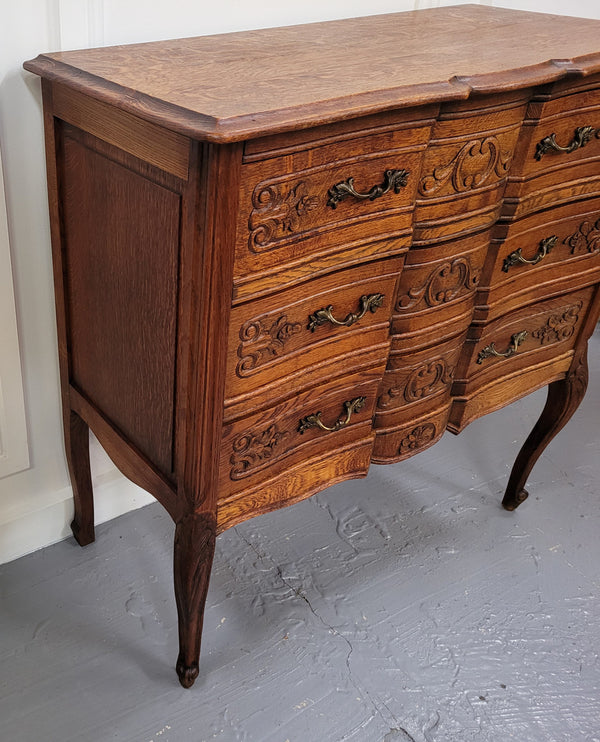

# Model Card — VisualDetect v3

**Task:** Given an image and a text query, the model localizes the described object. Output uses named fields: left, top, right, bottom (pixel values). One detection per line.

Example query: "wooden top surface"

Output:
left=24, top=4, right=600, bottom=142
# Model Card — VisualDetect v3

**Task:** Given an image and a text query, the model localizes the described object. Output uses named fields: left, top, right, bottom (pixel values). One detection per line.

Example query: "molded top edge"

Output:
left=24, top=5, right=600, bottom=143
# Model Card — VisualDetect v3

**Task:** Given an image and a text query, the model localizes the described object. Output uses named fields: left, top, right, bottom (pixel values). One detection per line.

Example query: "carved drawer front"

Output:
left=413, top=92, right=528, bottom=244
left=391, top=231, right=488, bottom=351
left=234, top=118, right=433, bottom=288
left=480, top=198, right=600, bottom=320
left=219, top=369, right=380, bottom=501
left=371, top=406, right=450, bottom=464
left=374, top=332, right=466, bottom=429
left=224, top=257, right=401, bottom=420
left=456, top=286, right=594, bottom=390
left=504, top=83, right=600, bottom=217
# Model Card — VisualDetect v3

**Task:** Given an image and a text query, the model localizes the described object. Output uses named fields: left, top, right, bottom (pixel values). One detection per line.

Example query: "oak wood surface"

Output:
left=24, top=5, right=600, bottom=142
left=60, top=127, right=180, bottom=477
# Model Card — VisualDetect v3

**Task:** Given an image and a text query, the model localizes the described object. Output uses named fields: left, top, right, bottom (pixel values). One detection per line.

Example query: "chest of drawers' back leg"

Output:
left=67, top=410, right=95, bottom=545
left=40, top=82, right=96, bottom=546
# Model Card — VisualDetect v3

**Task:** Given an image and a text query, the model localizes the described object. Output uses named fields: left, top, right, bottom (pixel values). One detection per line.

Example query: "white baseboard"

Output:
left=0, top=472, right=155, bottom=565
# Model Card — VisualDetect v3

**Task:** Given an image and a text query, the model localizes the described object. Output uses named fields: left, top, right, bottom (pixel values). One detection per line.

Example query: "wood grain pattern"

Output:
left=216, top=439, right=372, bottom=533
left=234, top=122, right=428, bottom=281
left=173, top=512, right=216, bottom=688
left=60, top=129, right=180, bottom=477
left=479, top=198, right=600, bottom=320
left=458, top=287, right=593, bottom=384
left=225, top=257, right=401, bottom=412
left=24, top=6, right=600, bottom=141
left=52, top=83, right=190, bottom=179
left=220, top=371, right=380, bottom=499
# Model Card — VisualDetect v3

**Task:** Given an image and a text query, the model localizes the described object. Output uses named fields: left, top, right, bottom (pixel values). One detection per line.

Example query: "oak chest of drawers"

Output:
left=25, top=4, right=600, bottom=687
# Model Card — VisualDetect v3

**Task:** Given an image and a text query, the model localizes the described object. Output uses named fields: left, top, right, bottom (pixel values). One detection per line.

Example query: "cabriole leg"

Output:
left=67, top=409, right=95, bottom=545
left=173, top=511, right=217, bottom=688
left=503, top=348, right=588, bottom=511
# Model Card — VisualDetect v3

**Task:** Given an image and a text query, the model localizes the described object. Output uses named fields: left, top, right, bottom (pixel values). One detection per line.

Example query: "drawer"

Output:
left=391, top=231, right=488, bottom=351
left=456, top=286, right=594, bottom=387
left=514, top=86, right=600, bottom=177
left=480, top=198, right=600, bottom=319
left=372, top=406, right=450, bottom=464
left=413, top=92, right=527, bottom=243
left=219, top=371, right=379, bottom=499
left=375, top=332, right=466, bottom=425
left=225, top=258, right=401, bottom=418
left=504, top=83, right=600, bottom=215
left=234, top=122, right=431, bottom=281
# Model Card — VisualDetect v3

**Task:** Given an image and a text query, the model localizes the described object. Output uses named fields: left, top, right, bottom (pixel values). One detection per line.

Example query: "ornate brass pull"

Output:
left=535, top=126, right=599, bottom=160
left=308, top=293, right=384, bottom=332
left=298, top=396, right=366, bottom=434
left=477, top=330, right=528, bottom=364
left=502, top=235, right=557, bottom=272
left=327, top=169, right=409, bottom=209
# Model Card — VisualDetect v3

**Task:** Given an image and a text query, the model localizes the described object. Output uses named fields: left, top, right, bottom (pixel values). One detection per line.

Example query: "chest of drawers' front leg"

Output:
left=173, top=141, right=244, bottom=687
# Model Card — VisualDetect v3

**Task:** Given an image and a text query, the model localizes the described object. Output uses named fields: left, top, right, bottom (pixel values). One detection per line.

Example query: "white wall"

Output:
left=0, top=0, right=598, bottom=564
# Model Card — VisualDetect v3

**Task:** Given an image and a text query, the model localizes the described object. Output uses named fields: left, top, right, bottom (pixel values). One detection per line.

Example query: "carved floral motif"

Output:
left=237, top=315, right=302, bottom=376
left=398, top=423, right=437, bottom=455
left=248, top=180, right=319, bottom=250
left=230, top=425, right=290, bottom=480
left=419, top=136, right=512, bottom=197
left=378, top=359, right=455, bottom=410
left=531, top=301, right=583, bottom=345
left=396, top=257, right=480, bottom=312
left=404, top=360, right=455, bottom=402
left=563, top=218, right=600, bottom=255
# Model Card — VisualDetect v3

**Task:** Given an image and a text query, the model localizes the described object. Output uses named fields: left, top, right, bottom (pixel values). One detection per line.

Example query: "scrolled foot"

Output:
left=70, top=518, right=95, bottom=547
left=502, top=488, right=529, bottom=512
left=176, top=655, right=199, bottom=688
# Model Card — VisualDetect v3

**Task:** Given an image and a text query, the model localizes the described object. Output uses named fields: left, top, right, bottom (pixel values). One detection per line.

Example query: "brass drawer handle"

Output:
left=477, top=330, right=528, bottom=364
left=308, top=293, right=384, bottom=332
left=327, top=169, right=409, bottom=209
left=298, top=396, right=366, bottom=434
left=535, top=125, right=599, bottom=160
left=502, top=235, right=557, bottom=272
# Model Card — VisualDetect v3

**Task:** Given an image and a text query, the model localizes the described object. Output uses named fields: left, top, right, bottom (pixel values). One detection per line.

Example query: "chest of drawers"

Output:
left=25, top=4, right=600, bottom=687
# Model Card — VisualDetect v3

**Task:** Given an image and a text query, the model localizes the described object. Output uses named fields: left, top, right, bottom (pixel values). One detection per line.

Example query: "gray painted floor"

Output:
left=1, top=330, right=599, bottom=742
